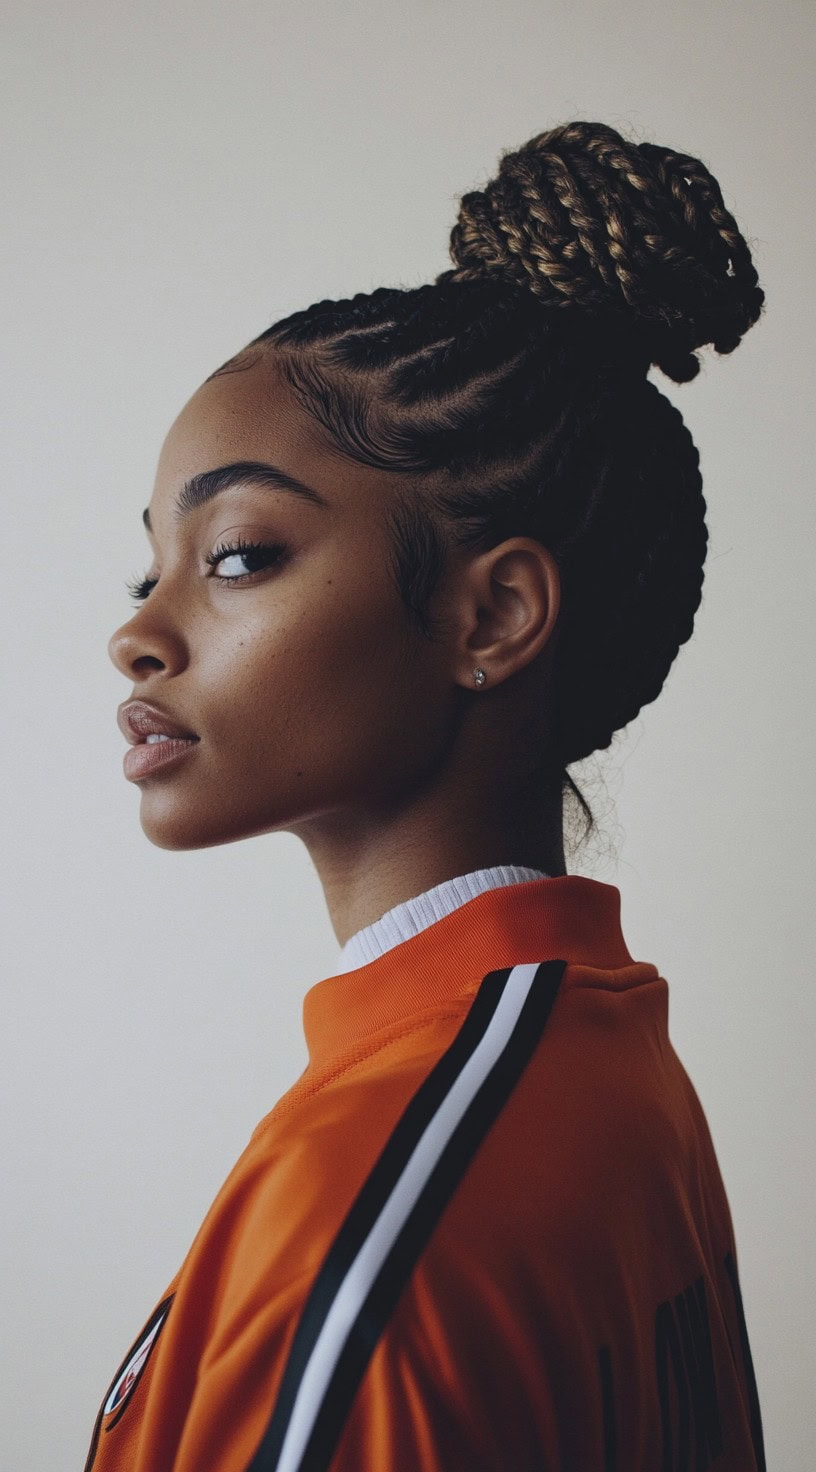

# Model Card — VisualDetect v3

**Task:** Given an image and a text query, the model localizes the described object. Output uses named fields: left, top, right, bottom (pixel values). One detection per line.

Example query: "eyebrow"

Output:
left=141, top=460, right=329, bottom=533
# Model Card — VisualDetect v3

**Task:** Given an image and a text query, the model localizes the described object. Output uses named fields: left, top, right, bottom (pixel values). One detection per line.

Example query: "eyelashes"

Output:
left=126, top=573, right=158, bottom=602
left=125, top=538, right=287, bottom=604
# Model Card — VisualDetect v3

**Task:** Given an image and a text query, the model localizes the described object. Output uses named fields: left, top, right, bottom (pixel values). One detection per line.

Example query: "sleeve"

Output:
left=326, top=1284, right=561, bottom=1472
left=168, top=1266, right=320, bottom=1472
left=167, top=1240, right=561, bottom=1472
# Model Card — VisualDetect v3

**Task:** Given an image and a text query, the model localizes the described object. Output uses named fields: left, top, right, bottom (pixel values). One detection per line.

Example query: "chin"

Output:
left=139, top=804, right=246, bottom=852
left=138, top=793, right=287, bottom=852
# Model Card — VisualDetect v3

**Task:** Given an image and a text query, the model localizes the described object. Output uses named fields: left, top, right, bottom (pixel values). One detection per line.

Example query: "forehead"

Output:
left=156, top=352, right=314, bottom=486
left=152, top=349, right=386, bottom=517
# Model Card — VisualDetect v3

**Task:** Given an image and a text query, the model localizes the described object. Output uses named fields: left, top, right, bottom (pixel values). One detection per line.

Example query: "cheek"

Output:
left=278, top=591, right=442, bottom=780
left=284, top=607, right=414, bottom=749
left=203, top=583, right=424, bottom=756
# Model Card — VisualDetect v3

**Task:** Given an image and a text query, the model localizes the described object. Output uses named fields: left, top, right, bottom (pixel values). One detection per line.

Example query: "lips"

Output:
left=118, top=700, right=200, bottom=746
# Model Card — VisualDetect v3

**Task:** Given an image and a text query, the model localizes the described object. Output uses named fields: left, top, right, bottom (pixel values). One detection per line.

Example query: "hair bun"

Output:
left=436, top=120, right=765, bottom=383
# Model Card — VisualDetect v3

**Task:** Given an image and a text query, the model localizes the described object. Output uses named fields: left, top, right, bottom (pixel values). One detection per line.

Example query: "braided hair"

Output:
left=228, top=120, right=765, bottom=848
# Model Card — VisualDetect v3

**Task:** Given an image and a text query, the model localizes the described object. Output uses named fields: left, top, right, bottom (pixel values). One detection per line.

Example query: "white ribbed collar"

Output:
left=335, top=865, right=550, bottom=973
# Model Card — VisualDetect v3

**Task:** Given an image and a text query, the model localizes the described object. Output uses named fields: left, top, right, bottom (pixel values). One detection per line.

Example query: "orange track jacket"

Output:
left=83, top=875, right=765, bottom=1471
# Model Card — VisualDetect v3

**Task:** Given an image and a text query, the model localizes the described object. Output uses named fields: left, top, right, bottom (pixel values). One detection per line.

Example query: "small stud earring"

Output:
left=473, top=667, right=487, bottom=688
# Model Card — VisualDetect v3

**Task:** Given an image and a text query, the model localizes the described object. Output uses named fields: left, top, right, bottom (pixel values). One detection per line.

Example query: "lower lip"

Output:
left=123, top=738, right=199, bottom=781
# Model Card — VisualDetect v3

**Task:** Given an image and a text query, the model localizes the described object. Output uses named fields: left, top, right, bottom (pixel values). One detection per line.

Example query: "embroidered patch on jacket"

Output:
left=102, top=1297, right=173, bottom=1428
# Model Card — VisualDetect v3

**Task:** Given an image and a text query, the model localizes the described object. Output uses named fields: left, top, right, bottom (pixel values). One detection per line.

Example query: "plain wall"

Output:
left=2, top=0, right=814, bottom=1466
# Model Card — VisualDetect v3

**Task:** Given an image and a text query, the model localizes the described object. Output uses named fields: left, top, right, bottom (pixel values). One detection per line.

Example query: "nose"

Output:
left=108, top=608, right=187, bottom=681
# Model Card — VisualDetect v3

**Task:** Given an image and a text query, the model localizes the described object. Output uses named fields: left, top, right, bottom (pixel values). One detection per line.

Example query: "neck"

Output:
left=292, top=776, right=566, bottom=947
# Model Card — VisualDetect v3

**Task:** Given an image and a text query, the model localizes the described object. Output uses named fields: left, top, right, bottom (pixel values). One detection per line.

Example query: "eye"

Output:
left=205, top=537, right=287, bottom=582
left=124, top=538, right=287, bottom=604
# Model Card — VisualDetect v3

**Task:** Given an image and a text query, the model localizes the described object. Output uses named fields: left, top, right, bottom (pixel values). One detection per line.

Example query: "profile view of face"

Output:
left=108, top=351, right=457, bottom=852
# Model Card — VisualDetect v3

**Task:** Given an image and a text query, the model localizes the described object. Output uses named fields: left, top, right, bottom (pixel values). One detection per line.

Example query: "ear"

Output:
left=450, top=537, right=561, bottom=691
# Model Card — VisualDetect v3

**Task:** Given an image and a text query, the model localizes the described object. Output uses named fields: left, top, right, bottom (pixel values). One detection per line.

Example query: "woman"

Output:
left=89, top=120, right=766, bottom=1471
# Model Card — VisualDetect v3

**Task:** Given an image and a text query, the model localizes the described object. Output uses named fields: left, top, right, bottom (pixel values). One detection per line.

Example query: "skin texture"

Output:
left=109, top=349, right=566, bottom=945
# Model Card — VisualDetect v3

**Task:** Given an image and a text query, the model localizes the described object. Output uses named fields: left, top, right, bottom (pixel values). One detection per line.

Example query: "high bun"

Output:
left=437, top=119, right=764, bottom=384
left=249, top=120, right=766, bottom=854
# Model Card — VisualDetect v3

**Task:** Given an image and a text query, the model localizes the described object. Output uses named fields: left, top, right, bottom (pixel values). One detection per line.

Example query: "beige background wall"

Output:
left=2, top=1, right=813, bottom=1466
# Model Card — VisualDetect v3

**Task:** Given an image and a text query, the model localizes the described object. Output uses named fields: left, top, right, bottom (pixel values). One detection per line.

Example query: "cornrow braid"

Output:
left=243, top=119, right=765, bottom=849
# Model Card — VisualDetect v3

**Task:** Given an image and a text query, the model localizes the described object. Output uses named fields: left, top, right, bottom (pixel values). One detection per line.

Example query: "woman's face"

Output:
left=109, top=351, right=456, bottom=851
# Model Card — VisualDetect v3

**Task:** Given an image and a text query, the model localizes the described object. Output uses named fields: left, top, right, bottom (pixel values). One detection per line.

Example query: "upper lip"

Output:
left=117, top=700, right=200, bottom=746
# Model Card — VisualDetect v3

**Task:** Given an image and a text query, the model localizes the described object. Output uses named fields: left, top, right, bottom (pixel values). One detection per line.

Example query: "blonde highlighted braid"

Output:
left=438, top=120, right=762, bottom=382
